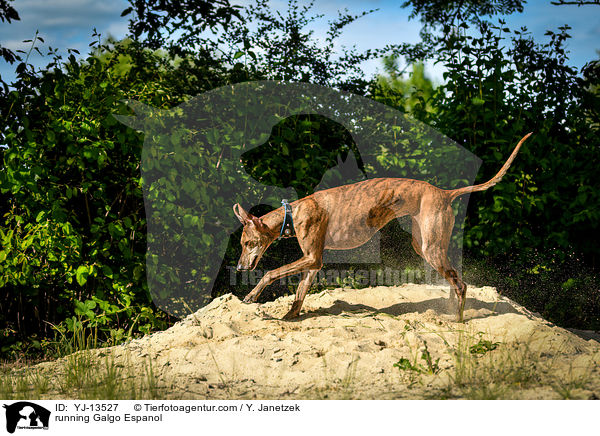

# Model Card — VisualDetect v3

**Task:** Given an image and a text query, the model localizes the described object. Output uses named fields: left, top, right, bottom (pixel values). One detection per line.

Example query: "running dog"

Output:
left=233, top=133, right=532, bottom=322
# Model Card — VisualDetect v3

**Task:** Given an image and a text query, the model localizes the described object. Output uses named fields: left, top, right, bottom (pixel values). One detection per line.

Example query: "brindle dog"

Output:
left=234, top=133, right=532, bottom=322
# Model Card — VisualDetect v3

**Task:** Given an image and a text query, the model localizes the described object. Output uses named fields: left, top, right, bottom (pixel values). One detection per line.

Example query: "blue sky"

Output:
left=0, top=0, right=598, bottom=84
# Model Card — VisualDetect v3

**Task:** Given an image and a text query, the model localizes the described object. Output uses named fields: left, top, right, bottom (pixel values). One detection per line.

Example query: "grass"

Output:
left=0, top=317, right=171, bottom=400
left=446, top=332, right=549, bottom=399
left=394, top=341, right=441, bottom=376
left=307, top=354, right=362, bottom=399
left=207, top=344, right=234, bottom=398
left=390, top=326, right=599, bottom=400
left=447, top=332, right=598, bottom=399
left=0, top=351, right=169, bottom=400
left=340, top=355, right=360, bottom=397
left=551, top=360, right=594, bottom=399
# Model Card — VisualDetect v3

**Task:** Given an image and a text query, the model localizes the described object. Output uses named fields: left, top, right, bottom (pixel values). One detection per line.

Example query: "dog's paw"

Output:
left=243, top=295, right=257, bottom=304
left=282, top=310, right=300, bottom=320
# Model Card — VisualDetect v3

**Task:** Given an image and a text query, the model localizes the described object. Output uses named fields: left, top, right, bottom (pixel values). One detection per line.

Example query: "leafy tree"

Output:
left=0, top=0, right=20, bottom=112
left=385, top=1, right=600, bottom=328
left=388, top=13, right=600, bottom=262
left=121, top=0, right=242, bottom=52
left=0, top=0, right=384, bottom=355
left=370, top=57, right=436, bottom=115
left=0, top=0, right=19, bottom=65
left=0, top=37, right=211, bottom=355
left=219, top=0, right=387, bottom=92
left=241, top=115, right=364, bottom=198
left=402, top=0, right=525, bottom=27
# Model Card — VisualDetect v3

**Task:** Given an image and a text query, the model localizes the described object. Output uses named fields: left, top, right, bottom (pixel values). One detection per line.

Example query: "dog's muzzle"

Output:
left=237, top=255, right=259, bottom=271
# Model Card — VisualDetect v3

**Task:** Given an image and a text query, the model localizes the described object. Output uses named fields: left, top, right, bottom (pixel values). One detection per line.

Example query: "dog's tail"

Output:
left=448, top=132, right=533, bottom=201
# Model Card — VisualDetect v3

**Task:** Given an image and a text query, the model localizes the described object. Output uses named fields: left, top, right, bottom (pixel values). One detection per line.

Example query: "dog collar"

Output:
left=279, top=199, right=295, bottom=238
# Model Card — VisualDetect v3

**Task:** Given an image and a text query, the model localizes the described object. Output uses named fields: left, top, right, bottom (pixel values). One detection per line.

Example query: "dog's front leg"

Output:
left=282, top=270, right=319, bottom=320
left=243, top=278, right=269, bottom=304
left=243, top=255, right=320, bottom=303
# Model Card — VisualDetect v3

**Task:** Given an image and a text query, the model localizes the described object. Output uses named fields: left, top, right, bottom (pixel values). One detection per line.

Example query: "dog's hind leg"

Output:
left=411, top=217, right=424, bottom=258
left=412, top=216, right=457, bottom=304
left=282, top=270, right=319, bottom=320
left=415, top=208, right=467, bottom=322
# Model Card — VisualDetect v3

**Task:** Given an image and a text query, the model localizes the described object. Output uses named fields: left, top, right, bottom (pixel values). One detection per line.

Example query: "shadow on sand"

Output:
left=264, top=295, right=600, bottom=344
left=295, top=296, right=525, bottom=322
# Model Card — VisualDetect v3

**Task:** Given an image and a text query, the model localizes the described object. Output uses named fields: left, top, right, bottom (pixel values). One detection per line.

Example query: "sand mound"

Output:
left=38, top=284, right=600, bottom=399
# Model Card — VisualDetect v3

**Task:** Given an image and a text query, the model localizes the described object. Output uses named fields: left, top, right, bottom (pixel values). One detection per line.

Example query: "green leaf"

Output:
left=102, top=265, right=113, bottom=278
left=76, top=265, right=89, bottom=286
left=133, top=265, right=143, bottom=281
left=492, top=197, right=503, bottom=212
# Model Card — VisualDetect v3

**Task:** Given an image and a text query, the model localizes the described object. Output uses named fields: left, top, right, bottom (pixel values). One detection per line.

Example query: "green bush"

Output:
left=0, top=38, right=205, bottom=356
left=1, top=0, right=598, bottom=359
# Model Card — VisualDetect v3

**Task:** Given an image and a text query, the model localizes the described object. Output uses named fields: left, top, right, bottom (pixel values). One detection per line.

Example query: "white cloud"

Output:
left=2, top=39, right=33, bottom=51
left=0, top=0, right=130, bottom=81
left=0, top=0, right=128, bottom=39
left=105, top=21, right=130, bottom=39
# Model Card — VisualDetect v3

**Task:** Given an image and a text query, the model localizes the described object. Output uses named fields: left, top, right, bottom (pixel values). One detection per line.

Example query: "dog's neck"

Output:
left=259, top=206, right=287, bottom=239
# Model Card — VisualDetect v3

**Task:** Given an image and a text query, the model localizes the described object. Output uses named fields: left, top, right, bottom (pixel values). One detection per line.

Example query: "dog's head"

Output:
left=233, top=204, right=274, bottom=271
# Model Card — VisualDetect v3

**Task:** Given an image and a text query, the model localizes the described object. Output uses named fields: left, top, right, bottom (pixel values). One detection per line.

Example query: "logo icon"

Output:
left=3, top=402, right=50, bottom=434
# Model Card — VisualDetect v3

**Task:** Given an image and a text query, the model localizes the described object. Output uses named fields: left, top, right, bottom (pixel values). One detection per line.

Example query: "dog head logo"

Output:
left=3, top=402, right=51, bottom=433
left=114, top=81, right=482, bottom=317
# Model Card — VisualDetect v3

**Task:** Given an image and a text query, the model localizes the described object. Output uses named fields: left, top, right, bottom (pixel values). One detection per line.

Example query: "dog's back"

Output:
left=295, top=178, right=433, bottom=249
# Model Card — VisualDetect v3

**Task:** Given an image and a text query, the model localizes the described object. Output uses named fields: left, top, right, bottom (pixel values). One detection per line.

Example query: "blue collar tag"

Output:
left=279, top=199, right=295, bottom=238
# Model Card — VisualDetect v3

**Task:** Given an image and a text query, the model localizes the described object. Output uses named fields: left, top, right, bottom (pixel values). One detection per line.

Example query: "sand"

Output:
left=36, top=284, right=600, bottom=399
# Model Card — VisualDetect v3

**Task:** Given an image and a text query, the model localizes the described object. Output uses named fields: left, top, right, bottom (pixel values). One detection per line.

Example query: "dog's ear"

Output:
left=233, top=203, right=253, bottom=225
left=250, top=216, right=268, bottom=232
